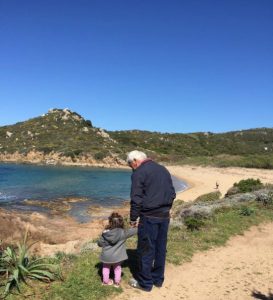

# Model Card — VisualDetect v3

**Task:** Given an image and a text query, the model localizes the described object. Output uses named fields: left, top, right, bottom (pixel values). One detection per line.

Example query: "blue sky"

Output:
left=0, top=0, right=272, bottom=133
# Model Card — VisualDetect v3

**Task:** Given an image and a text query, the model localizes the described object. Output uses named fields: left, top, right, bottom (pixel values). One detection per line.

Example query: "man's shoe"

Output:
left=154, top=282, right=163, bottom=288
left=129, top=278, right=151, bottom=292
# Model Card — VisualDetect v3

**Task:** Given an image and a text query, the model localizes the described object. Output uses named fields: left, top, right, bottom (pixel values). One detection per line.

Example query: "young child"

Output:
left=97, top=212, right=137, bottom=287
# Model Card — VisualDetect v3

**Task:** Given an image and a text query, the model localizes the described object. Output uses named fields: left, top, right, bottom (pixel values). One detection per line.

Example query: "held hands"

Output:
left=129, top=220, right=138, bottom=227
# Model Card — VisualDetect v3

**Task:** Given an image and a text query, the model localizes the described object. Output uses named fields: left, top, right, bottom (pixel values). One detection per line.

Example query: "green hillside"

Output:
left=0, top=108, right=272, bottom=168
left=0, top=109, right=119, bottom=161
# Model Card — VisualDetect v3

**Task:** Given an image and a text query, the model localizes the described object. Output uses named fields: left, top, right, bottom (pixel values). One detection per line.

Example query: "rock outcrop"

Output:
left=173, top=189, right=273, bottom=223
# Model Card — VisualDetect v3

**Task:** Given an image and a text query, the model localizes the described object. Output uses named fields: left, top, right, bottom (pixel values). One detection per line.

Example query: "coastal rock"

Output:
left=225, top=186, right=240, bottom=197
left=96, top=128, right=117, bottom=143
left=6, top=131, right=13, bottom=138
left=61, top=114, right=70, bottom=121
left=97, top=128, right=110, bottom=139
left=254, top=189, right=273, bottom=205
left=27, top=130, right=33, bottom=137
left=174, top=189, right=273, bottom=223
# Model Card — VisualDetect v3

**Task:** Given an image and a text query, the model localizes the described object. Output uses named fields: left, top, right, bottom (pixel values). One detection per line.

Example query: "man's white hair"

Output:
left=126, top=150, right=147, bottom=163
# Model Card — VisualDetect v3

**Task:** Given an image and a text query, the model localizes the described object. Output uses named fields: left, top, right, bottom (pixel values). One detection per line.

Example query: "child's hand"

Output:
left=130, top=220, right=138, bottom=227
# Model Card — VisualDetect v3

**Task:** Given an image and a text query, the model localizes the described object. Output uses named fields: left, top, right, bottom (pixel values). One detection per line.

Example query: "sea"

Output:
left=0, top=163, right=187, bottom=222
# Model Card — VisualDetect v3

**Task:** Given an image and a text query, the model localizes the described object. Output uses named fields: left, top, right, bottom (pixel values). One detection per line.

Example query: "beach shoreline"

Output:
left=0, top=164, right=272, bottom=256
left=167, top=165, right=273, bottom=201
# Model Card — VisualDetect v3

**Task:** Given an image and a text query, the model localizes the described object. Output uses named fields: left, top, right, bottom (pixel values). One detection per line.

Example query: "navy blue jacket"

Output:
left=130, top=160, right=176, bottom=221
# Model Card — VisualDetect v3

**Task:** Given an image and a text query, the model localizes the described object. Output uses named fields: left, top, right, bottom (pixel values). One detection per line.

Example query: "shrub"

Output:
left=85, top=120, right=92, bottom=127
left=233, top=178, right=263, bottom=193
left=73, top=149, right=83, bottom=156
left=94, top=150, right=109, bottom=160
left=239, top=206, right=255, bottom=216
left=38, top=147, right=53, bottom=154
left=194, top=191, right=221, bottom=203
left=63, top=150, right=83, bottom=158
left=0, top=230, right=59, bottom=297
left=184, top=216, right=205, bottom=231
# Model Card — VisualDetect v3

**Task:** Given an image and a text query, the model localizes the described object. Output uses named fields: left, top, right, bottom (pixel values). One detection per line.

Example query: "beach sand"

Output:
left=117, top=222, right=273, bottom=300
left=167, top=165, right=273, bottom=201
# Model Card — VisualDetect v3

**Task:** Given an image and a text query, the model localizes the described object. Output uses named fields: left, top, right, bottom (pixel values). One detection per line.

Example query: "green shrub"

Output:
left=73, top=149, right=83, bottom=156
left=194, top=191, right=221, bottom=203
left=37, top=147, right=53, bottom=154
left=85, top=120, right=92, bottom=127
left=94, top=150, right=109, bottom=160
left=184, top=217, right=205, bottom=231
left=0, top=230, right=59, bottom=297
left=239, top=206, right=255, bottom=216
left=62, top=150, right=75, bottom=158
left=234, top=178, right=263, bottom=193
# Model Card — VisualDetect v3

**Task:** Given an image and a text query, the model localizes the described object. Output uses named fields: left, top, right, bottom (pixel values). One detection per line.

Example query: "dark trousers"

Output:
left=137, top=215, right=170, bottom=291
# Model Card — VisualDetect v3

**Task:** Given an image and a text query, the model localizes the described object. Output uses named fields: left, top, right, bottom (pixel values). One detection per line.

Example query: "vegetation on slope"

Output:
left=0, top=108, right=272, bottom=168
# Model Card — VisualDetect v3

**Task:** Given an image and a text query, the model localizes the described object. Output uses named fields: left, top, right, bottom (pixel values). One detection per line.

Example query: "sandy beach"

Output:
left=167, top=165, right=273, bottom=201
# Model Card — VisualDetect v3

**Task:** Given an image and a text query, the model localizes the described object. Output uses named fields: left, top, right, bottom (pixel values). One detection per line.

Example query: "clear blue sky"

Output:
left=0, top=0, right=272, bottom=133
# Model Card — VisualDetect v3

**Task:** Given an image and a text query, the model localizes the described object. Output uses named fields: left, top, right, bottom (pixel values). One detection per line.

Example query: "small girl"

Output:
left=97, top=212, right=137, bottom=287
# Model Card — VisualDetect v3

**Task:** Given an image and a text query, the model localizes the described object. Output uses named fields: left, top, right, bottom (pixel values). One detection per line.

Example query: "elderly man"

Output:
left=127, top=150, right=176, bottom=291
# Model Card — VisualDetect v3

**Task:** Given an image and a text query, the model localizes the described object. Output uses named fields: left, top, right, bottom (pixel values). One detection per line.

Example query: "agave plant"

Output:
left=0, top=229, right=58, bottom=296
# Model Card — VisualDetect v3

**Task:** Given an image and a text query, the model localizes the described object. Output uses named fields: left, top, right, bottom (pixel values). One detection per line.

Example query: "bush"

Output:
left=239, top=206, right=255, bottom=216
left=233, top=178, right=263, bottom=193
left=85, top=120, right=92, bottom=127
left=37, top=146, right=53, bottom=154
left=94, top=150, right=109, bottom=160
left=0, top=230, right=59, bottom=297
left=194, top=191, right=221, bottom=203
left=73, top=149, right=83, bottom=156
left=184, top=217, right=205, bottom=231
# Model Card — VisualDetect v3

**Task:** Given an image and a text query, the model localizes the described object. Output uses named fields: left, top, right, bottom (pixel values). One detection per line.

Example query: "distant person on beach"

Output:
left=97, top=212, right=137, bottom=288
left=127, top=150, right=176, bottom=291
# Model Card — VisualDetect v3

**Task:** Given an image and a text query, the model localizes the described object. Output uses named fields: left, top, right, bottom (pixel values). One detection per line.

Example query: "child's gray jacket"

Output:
left=97, top=227, right=137, bottom=264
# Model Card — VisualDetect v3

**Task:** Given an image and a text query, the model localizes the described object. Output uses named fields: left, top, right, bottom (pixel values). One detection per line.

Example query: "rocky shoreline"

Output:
left=0, top=200, right=131, bottom=257
left=1, top=163, right=272, bottom=258
left=0, top=150, right=127, bottom=169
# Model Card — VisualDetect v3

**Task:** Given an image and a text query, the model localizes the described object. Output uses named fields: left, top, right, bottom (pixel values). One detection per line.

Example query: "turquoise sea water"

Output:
left=0, top=163, right=187, bottom=221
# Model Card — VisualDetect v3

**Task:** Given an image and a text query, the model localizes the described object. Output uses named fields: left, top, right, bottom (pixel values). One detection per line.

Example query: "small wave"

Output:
left=0, top=192, right=17, bottom=201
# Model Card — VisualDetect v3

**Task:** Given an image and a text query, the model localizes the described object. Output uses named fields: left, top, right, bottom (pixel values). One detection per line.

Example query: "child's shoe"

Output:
left=102, top=279, right=113, bottom=286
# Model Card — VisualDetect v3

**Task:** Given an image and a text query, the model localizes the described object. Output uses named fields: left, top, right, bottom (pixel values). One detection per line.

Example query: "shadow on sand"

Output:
left=252, top=290, right=273, bottom=300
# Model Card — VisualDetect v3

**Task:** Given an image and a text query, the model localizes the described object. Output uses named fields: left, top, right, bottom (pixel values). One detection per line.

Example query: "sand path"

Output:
left=117, top=222, right=273, bottom=300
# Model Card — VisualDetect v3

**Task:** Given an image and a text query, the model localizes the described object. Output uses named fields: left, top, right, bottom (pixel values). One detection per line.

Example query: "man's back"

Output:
left=130, top=160, right=176, bottom=220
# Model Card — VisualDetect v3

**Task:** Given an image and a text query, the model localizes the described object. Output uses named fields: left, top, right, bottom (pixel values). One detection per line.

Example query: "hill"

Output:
left=0, top=108, right=272, bottom=168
